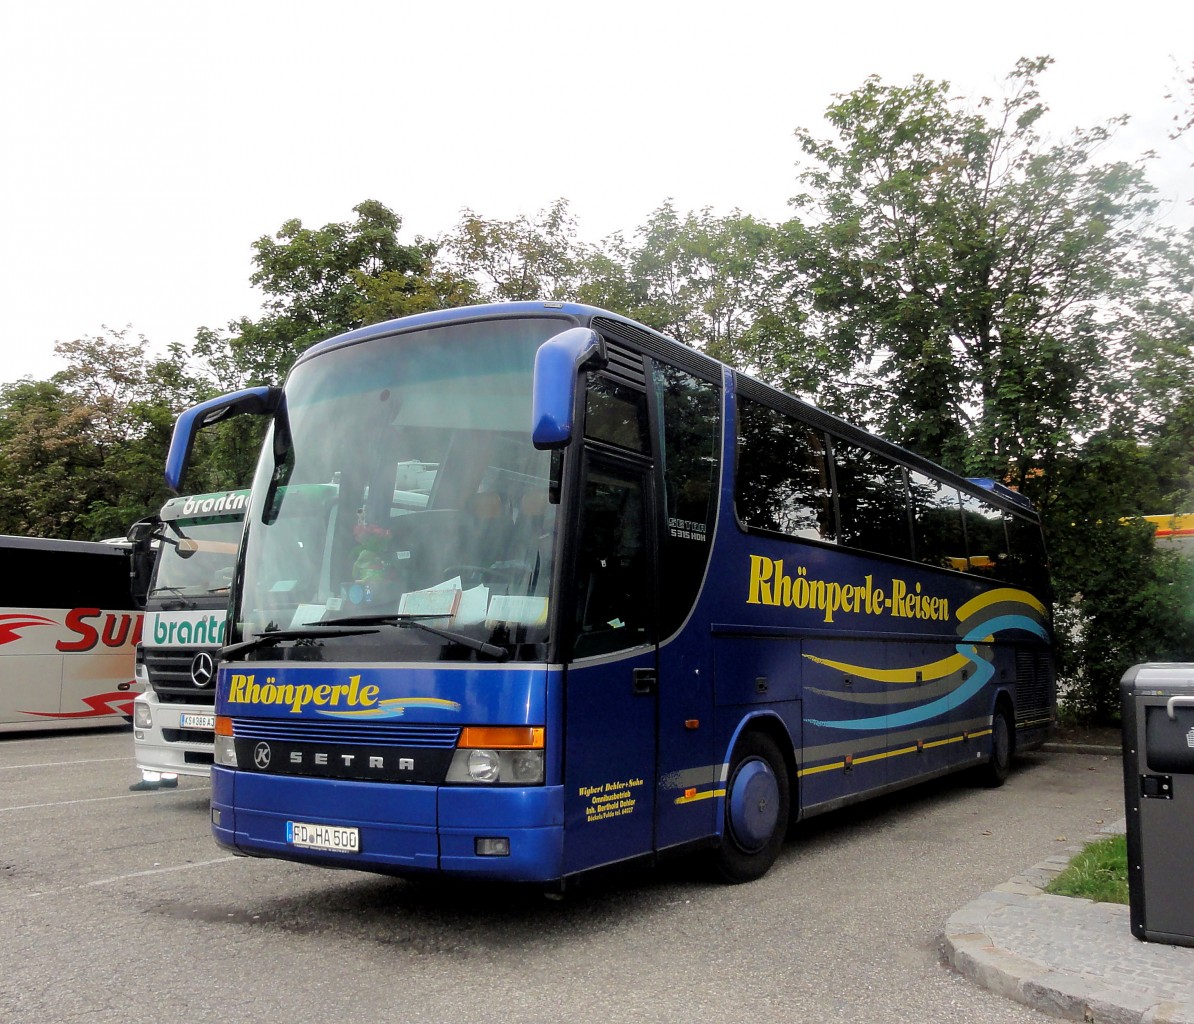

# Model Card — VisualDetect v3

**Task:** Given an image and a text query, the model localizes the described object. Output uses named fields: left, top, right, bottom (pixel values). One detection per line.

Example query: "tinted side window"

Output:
left=909, top=472, right=967, bottom=571
left=1005, top=513, right=1049, bottom=596
left=832, top=440, right=912, bottom=559
left=572, top=464, right=654, bottom=659
left=735, top=397, right=834, bottom=541
left=585, top=376, right=648, bottom=452
left=10, top=544, right=135, bottom=609
left=656, top=363, right=721, bottom=637
left=960, top=493, right=1009, bottom=578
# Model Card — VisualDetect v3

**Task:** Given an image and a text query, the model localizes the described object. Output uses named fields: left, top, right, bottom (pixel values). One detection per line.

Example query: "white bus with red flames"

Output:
left=0, top=535, right=148, bottom=732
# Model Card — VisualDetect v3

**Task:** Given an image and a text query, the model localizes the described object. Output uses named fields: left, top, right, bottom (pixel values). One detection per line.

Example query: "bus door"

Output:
left=562, top=454, right=658, bottom=876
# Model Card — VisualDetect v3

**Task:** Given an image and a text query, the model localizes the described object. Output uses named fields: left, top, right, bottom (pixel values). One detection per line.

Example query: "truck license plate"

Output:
left=179, top=713, right=215, bottom=730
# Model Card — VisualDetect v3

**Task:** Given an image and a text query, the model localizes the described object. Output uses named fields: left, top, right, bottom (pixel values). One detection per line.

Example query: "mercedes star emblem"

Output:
left=190, top=651, right=215, bottom=688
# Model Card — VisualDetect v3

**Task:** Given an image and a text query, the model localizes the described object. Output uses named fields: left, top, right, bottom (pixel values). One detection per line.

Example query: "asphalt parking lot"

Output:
left=1, top=726, right=1124, bottom=1024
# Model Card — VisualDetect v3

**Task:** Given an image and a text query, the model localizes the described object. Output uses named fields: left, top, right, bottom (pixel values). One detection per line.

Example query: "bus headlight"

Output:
left=214, top=735, right=238, bottom=767
left=133, top=700, right=153, bottom=730
left=214, top=716, right=237, bottom=767
left=445, top=726, right=546, bottom=785
left=467, top=749, right=501, bottom=783
left=510, top=750, right=544, bottom=783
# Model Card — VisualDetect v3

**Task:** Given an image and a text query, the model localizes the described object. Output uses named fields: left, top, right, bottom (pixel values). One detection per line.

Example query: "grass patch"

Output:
left=1044, top=834, right=1128, bottom=904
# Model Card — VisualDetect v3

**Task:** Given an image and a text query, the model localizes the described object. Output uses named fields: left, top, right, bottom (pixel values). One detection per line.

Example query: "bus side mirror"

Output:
left=531, top=328, right=607, bottom=450
left=165, top=386, right=282, bottom=494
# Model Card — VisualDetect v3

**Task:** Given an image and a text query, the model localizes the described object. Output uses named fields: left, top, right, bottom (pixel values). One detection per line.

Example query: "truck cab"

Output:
left=131, top=490, right=248, bottom=778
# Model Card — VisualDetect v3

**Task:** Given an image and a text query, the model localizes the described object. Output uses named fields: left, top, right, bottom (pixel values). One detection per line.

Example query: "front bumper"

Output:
left=211, top=767, right=565, bottom=882
left=132, top=690, right=215, bottom=779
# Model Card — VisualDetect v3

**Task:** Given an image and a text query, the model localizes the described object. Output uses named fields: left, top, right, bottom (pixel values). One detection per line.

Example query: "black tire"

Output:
left=979, top=704, right=1014, bottom=788
left=714, top=731, right=790, bottom=883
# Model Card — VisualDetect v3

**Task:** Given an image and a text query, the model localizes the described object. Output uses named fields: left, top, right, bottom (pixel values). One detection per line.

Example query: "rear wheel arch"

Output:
left=981, top=691, right=1016, bottom=788
left=713, top=716, right=796, bottom=883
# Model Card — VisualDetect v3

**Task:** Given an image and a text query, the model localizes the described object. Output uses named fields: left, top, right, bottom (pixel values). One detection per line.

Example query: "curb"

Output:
left=942, top=822, right=1194, bottom=1024
left=1041, top=742, right=1121, bottom=756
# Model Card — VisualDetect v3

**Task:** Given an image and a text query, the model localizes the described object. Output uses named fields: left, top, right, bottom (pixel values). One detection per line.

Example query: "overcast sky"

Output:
left=2, top=0, right=1192, bottom=386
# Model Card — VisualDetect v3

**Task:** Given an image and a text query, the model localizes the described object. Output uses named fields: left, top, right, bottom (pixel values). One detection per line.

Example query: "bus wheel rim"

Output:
left=728, top=757, right=780, bottom=852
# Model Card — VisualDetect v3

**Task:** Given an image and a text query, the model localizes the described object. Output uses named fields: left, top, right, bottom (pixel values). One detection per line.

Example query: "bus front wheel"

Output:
left=714, top=731, right=790, bottom=884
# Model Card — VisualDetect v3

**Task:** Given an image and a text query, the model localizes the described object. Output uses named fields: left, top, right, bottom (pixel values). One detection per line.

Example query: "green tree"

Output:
left=1120, top=229, right=1194, bottom=510
left=0, top=329, right=204, bottom=539
left=783, top=57, right=1158, bottom=487
left=194, top=200, right=438, bottom=389
left=445, top=199, right=585, bottom=302
left=621, top=202, right=782, bottom=369
left=0, top=378, right=95, bottom=537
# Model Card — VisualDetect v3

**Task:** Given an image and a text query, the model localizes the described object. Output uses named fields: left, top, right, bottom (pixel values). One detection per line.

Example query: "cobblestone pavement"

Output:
left=943, top=819, right=1194, bottom=1024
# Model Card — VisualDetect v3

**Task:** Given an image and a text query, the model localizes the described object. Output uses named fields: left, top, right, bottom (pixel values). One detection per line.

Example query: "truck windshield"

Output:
left=151, top=518, right=244, bottom=599
left=236, top=317, right=565, bottom=661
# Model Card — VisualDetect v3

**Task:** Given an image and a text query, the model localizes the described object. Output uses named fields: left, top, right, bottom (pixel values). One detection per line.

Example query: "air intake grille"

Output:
left=599, top=339, right=646, bottom=389
left=1014, top=650, right=1053, bottom=727
left=232, top=718, right=461, bottom=749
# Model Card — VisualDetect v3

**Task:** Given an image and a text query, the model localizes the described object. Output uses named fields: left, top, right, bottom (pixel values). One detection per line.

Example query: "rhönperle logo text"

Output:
left=227, top=673, right=380, bottom=714
left=746, top=555, right=951, bottom=624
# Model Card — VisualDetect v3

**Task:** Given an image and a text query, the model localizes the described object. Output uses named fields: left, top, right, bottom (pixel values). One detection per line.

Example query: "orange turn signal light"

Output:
left=215, top=715, right=233, bottom=736
left=458, top=726, right=545, bottom=749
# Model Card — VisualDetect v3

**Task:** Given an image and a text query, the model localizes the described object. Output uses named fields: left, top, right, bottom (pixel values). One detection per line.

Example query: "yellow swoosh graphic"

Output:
left=955, top=588, right=1046, bottom=621
left=802, top=650, right=978, bottom=684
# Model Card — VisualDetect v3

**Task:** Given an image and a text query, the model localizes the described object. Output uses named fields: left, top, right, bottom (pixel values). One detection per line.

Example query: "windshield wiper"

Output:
left=220, top=625, right=381, bottom=660
left=319, top=613, right=510, bottom=661
left=149, top=585, right=197, bottom=609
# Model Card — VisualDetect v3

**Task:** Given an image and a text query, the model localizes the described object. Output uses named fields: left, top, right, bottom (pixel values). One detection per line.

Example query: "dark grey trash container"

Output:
left=1121, top=663, right=1194, bottom=946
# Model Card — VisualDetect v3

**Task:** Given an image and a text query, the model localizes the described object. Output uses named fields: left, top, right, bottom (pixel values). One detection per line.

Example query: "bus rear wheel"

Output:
left=979, top=703, right=1014, bottom=788
left=714, top=731, right=790, bottom=884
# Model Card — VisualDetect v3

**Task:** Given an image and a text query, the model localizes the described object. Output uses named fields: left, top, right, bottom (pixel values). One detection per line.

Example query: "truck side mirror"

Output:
left=126, top=518, right=156, bottom=544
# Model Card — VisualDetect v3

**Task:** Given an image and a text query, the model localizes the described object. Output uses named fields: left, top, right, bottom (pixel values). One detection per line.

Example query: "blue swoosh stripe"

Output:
left=806, top=613, right=1046, bottom=731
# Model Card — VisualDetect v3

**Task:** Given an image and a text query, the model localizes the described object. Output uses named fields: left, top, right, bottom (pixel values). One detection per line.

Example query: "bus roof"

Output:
left=0, top=534, right=131, bottom=557
left=291, top=301, right=1038, bottom=521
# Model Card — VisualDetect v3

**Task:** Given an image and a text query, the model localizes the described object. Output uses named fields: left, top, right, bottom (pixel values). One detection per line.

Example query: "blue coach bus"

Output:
left=164, top=302, right=1053, bottom=886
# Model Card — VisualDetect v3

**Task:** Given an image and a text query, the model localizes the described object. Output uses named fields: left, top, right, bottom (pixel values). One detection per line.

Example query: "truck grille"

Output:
left=144, top=648, right=217, bottom=706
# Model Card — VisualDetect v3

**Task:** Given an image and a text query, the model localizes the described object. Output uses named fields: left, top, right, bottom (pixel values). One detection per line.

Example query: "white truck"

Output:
left=130, top=490, right=247, bottom=779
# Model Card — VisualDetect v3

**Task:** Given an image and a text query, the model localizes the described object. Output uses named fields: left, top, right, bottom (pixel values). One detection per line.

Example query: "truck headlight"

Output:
left=133, top=700, right=152, bottom=730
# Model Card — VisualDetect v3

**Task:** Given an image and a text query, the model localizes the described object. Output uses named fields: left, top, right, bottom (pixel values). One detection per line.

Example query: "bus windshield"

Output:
left=236, top=317, right=564, bottom=660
